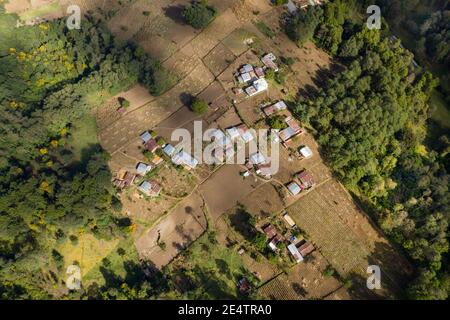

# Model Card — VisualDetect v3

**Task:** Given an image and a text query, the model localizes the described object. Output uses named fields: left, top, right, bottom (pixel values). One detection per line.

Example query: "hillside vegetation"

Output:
left=286, top=0, right=449, bottom=299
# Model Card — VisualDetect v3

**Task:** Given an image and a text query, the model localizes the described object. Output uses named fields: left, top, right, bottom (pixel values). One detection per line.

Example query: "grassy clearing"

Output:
left=82, top=237, right=139, bottom=286
left=253, top=21, right=276, bottom=38
left=19, top=1, right=61, bottom=21
left=430, top=90, right=450, bottom=130
left=58, top=233, right=120, bottom=278
left=168, top=232, right=250, bottom=299
left=67, top=114, right=99, bottom=162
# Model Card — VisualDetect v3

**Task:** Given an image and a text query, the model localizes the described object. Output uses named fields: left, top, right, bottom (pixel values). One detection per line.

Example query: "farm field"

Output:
left=259, top=251, right=350, bottom=300
left=287, top=179, right=413, bottom=297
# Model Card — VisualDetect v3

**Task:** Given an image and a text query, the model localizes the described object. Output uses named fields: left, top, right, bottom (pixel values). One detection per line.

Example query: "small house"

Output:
left=140, top=131, right=152, bottom=143
left=238, top=278, right=251, bottom=295
left=299, top=146, right=313, bottom=159
left=262, top=224, right=277, bottom=239
left=298, top=242, right=315, bottom=257
left=145, top=139, right=159, bottom=153
left=287, top=182, right=301, bottom=196
left=245, top=78, right=268, bottom=97
left=138, top=180, right=161, bottom=197
left=163, top=144, right=176, bottom=157
left=287, top=243, right=304, bottom=263
left=172, top=150, right=198, bottom=170
left=249, top=152, right=266, bottom=165
left=136, top=162, right=152, bottom=175
left=283, top=213, right=296, bottom=227
left=261, top=53, right=279, bottom=72
left=237, top=124, right=254, bottom=143
left=297, top=170, right=314, bottom=189
left=256, top=163, right=273, bottom=178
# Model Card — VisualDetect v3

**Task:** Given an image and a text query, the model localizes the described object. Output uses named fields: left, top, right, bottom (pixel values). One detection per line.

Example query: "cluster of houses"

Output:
left=242, top=152, right=274, bottom=179
left=261, top=212, right=315, bottom=264
left=160, top=142, right=199, bottom=170
left=233, top=53, right=280, bottom=97
left=287, top=170, right=315, bottom=196
left=112, top=131, right=166, bottom=197
left=261, top=100, right=304, bottom=146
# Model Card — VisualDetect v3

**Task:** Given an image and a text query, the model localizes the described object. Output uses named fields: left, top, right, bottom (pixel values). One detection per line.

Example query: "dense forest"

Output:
left=0, top=6, right=175, bottom=298
left=286, top=0, right=450, bottom=299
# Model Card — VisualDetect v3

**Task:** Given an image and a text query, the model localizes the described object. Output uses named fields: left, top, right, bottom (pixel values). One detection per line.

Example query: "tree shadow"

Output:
left=163, top=5, right=186, bottom=25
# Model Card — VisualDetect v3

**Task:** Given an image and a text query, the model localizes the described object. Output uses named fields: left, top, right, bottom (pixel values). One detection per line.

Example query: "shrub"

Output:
left=273, top=0, right=288, bottom=6
left=267, top=115, right=287, bottom=130
left=191, top=97, right=209, bottom=114
left=118, top=97, right=130, bottom=108
left=182, top=1, right=217, bottom=29
left=265, top=69, right=275, bottom=80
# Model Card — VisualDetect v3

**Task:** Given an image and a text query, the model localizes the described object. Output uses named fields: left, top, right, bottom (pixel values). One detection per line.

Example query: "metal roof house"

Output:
left=287, top=182, right=301, bottom=196
left=172, top=150, right=199, bottom=170
left=298, top=170, right=314, bottom=189
left=162, top=144, right=176, bottom=157
left=245, top=78, right=268, bottom=97
left=287, top=243, right=304, bottom=263
left=138, top=180, right=161, bottom=197
left=136, top=162, right=152, bottom=175
left=140, top=131, right=152, bottom=143
left=299, top=146, right=313, bottom=159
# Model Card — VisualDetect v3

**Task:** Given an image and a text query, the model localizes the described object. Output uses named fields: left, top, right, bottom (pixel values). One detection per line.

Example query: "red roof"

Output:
left=145, top=139, right=158, bottom=152
left=298, top=171, right=314, bottom=189
left=298, top=242, right=315, bottom=257
left=263, top=224, right=277, bottom=239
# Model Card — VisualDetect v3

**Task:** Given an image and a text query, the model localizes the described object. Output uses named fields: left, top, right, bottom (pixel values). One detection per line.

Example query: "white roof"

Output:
left=274, top=101, right=287, bottom=110
left=283, top=213, right=296, bottom=227
left=254, top=78, right=268, bottom=91
left=242, top=64, right=254, bottom=72
left=300, top=146, right=313, bottom=158
left=249, top=152, right=266, bottom=165
left=241, top=72, right=252, bottom=83
left=172, top=151, right=198, bottom=169
left=136, top=162, right=151, bottom=175
left=140, top=131, right=151, bottom=143
left=268, top=242, right=278, bottom=251
left=163, top=144, right=175, bottom=156
left=287, top=244, right=304, bottom=263
left=287, top=182, right=301, bottom=195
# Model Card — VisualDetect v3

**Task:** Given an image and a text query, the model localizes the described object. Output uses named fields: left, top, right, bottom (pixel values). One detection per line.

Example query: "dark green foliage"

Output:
left=285, top=6, right=323, bottom=46
left=191, top=97, right=209, bottom=114
left=0, top=8, right=175, bottom=298
left=267, top=115, right=288, bottom=130
left=289, top=2, right=449, bottom=299
left=273, top=0, right=288, bottom=6
left=182, top=1, right=217, bottom=30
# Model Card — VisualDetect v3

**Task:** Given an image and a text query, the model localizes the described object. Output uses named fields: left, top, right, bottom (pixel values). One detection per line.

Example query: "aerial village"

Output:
left=85, top=0, right=409, bottom=299
left=110, top=49, right=319, bottom=280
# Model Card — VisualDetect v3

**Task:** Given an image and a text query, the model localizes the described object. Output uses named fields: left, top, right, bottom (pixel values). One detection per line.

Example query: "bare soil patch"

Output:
left=134, top=192, right=206, bottom=268
left=199, top=164, right=263, bottom=220
left=202, top=43, right=236, bottom=77
left=239, top=182, right=284, bottom=218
